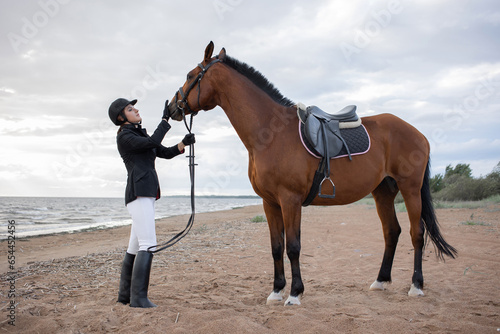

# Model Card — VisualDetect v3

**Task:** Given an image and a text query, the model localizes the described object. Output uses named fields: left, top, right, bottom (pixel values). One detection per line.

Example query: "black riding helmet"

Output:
left=108, top=98, right=137, bottom=125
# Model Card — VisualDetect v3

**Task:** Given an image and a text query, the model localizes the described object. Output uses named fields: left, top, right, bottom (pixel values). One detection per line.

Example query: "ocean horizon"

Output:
left=0, top=195, right=262, bottom=240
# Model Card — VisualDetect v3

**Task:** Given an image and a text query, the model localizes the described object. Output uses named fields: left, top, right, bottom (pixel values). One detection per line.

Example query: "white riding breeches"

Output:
left=126, top=197, right=157, bottom=254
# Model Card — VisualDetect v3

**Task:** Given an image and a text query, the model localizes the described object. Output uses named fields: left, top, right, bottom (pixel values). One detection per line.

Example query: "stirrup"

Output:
left=318, top=177, right=336, bottom=199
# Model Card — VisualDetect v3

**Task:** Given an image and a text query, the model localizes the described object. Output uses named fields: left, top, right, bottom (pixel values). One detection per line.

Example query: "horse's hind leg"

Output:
left=370, top=177, right=401, bottom=291
left=263, top=200, right=287, bottom=304
left=399, top=184, right=425, bottom=297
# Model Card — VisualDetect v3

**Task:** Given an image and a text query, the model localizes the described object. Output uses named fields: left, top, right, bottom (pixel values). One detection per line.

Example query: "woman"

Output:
left=108, top=97, right=195, bottom=308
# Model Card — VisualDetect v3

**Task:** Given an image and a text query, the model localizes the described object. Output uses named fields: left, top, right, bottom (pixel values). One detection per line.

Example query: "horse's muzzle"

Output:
left=167, top=100, right=184, bottom=121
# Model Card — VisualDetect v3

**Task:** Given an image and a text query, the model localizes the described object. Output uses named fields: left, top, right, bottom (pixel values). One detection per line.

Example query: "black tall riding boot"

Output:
left=130, top=251, right=157, bottom=308
left=117, top=252, right=136, bottom=304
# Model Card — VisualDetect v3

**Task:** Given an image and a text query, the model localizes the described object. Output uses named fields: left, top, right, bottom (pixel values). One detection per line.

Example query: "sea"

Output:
left=0, top=196, right=262, bottom=240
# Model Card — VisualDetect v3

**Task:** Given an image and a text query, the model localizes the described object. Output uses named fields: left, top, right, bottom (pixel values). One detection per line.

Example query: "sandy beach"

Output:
left=1, top=202, right=499, bottom=333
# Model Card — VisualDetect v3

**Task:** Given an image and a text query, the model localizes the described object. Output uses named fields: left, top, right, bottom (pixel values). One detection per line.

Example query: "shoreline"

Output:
left=0, top=204, right=265, bottom=274
left=0, top=220, right=133, bottom=241
left=0, top=196, right=263, bottom=241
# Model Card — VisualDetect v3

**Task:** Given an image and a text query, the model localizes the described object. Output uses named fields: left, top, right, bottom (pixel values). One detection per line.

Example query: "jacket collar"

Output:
left=122, top=123, right=142, bottom=129
left=121, top=123, right=147, bottom=136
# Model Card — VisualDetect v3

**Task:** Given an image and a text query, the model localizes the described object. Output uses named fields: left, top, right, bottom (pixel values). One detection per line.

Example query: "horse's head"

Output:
left=168, top=41, right=226, bottom=121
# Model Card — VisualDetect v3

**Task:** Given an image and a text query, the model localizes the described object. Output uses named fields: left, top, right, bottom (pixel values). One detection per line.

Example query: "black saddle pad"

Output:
left=299, top=121, right=370, bottom=159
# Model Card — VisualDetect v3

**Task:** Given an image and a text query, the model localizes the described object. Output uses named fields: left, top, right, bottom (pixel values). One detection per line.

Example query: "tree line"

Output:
left=430, top=162, right=500, bottom=201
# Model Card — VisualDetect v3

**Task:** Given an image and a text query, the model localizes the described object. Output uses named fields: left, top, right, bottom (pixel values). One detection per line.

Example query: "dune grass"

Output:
left=250, top=215, right=267, bottom=223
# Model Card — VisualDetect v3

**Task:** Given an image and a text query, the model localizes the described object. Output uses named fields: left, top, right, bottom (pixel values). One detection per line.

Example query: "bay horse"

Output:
left=167, top=41, right=457, bottom=306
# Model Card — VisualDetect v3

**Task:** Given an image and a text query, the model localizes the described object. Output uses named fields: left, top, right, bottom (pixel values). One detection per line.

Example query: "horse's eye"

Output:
left=187, top=73, right=193, bottom=81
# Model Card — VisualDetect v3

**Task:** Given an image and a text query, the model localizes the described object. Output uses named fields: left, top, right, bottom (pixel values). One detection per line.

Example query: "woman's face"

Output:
left=122, top=104, right=141, bottom=123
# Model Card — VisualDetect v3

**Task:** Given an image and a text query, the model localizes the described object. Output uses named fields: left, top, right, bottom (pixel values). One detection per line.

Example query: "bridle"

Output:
left=174, top=57, right=221, bottom=119
left=147, top=57, right=221, bottom=254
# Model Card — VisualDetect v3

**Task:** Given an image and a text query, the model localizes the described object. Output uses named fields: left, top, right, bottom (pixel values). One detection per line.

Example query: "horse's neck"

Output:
left=215, top=72, right=295, bottom=153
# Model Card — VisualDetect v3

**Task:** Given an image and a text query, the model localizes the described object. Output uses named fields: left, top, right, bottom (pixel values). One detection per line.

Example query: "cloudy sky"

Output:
left=1, top=0, right=499, bottom=198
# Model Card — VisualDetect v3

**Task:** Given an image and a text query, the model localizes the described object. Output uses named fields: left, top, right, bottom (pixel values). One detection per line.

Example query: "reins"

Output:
left=147, top=113, right=196, bottom=253
left=147, top=58, right=221, bottom=254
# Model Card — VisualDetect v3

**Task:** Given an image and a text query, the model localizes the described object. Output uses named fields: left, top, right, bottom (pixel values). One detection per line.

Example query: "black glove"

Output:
left=162, top=100, right=170, bottom=121
left=182, top=133, right=196, bottom=145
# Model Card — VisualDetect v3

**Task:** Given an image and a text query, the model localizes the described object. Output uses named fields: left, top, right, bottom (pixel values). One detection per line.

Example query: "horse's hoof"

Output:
left=369, top=280, right=387, bottom=291
left=266, top=290, right=284, bottom=304
left=284, top=295, right=301, bottom=306
left=408, top=284, right=424, bottom=297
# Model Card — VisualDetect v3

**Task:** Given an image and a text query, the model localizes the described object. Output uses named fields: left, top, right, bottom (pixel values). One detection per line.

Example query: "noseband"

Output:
left=175, top=57, right=221, bottom=117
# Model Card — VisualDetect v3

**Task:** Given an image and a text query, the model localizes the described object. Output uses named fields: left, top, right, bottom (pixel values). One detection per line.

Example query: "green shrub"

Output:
left=432, top=162, right=500, bottom=201
left=430, top=173, right=444, bottom=193
left=250, top=215, right=267, bottom=223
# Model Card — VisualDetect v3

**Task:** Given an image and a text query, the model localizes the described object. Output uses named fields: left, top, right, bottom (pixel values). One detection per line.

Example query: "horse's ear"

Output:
left=204, top=41, right=214, bottom=62
left=218, top=47, right=226, bottom=61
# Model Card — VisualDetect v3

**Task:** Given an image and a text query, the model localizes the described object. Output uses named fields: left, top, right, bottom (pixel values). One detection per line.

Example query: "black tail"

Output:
left=421, top=160, right=457, bottom=260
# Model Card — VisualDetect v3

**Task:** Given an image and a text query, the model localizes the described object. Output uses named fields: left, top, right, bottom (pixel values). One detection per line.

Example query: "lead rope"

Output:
left=148, top=113, right=196, bottom=253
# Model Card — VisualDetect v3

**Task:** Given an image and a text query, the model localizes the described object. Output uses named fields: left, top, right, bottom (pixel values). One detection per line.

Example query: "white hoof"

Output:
left=266, top=290, right=284, bottom=304
left=284, top=295, right=301, bottom=306
left=408, top=284, right=424, bottom=297
left=369, top=280, right=387, bottom=291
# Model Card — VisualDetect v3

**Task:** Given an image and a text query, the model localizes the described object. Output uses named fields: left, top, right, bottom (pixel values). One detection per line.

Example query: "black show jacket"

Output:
left=117, top=121, right=183, bottom=205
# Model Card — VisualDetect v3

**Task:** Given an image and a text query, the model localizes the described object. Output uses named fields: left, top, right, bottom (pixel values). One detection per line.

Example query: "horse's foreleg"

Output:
left=282, top=200, right=304, bottom=306
left=263, top=200, right=286, bottom=304
left=370, top=177, right=401, bottom=291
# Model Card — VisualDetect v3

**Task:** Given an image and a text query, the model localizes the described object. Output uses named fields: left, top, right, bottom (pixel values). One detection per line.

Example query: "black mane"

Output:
left=222, top=55, right=295, bottom=107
